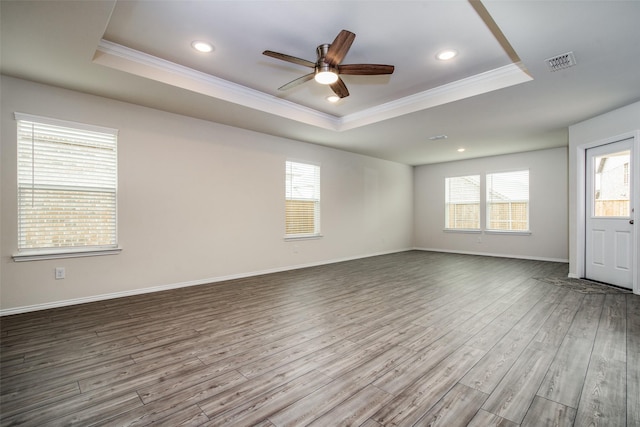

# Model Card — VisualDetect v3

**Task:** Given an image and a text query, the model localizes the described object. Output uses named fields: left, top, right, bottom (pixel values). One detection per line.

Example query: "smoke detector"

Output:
left=545, top=51, right=577, bottom=72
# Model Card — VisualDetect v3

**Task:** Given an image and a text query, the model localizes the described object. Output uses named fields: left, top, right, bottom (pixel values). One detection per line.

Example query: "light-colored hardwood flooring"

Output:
left=1, top=251, right=638, bottom=426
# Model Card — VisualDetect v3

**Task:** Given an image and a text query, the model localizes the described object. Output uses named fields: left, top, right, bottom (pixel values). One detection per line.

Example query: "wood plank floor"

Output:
left=1, top=251, right=638, bottom=426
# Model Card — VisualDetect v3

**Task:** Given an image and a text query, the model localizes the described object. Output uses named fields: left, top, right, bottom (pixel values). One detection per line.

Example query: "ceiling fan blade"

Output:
left=325, top=30, right=355, bottom=66
left=263, top=50, right=315, bottom=68
left=278, top=72, right=315, bottom=91
left=330, top=77, right=350, bottom=98
left=339, top=64, right=395, bottom=75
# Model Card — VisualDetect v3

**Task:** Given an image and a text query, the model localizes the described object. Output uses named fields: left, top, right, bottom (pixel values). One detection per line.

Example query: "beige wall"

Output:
left=1, top=76, right=414, bottom=313
left=413, top=147, right=569, bottom=262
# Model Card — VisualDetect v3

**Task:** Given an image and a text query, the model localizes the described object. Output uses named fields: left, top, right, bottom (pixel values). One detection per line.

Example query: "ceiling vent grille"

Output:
left=545, top=51, right=577, bottom=72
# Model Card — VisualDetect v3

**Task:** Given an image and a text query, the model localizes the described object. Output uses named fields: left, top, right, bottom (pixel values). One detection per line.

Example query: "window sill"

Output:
left=13, top=247, right=122, bottom=262
left=485, top=230, right=532, bottom=236
left=443, top=229, right=482, bottom=234
left=443, top=229, right=532, bottom=236
left=284, top=234, right=323, bottom=241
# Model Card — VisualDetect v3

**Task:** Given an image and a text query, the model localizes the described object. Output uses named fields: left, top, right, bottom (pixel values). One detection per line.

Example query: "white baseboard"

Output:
left=412, top=247, right=569, bottom=264
left=0, top=248, right=410, bottom=316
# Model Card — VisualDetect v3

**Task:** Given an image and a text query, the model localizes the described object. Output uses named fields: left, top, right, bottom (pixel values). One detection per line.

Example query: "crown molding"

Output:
left=94, top=40, right=341, bottom=130
left=94, top=40, right=532, bottom=132
left=338, top=63, right=532, bottom=131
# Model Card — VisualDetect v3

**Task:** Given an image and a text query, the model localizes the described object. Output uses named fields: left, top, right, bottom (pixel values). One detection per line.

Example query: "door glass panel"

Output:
left=593, top=150, right=630, bottom=217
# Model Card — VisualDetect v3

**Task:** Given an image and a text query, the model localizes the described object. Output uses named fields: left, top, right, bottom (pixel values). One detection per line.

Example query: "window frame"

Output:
left=444, top=174, right=481, bottom=232
left=284, top=160, right=322, bottom=240
left=485, top=169, right=530, bottom=233
left=13, top=113, right=121, bottom=262
left=443, top=169, right=532, bottom=235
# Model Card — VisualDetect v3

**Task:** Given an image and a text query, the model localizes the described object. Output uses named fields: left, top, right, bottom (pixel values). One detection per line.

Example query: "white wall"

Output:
left=413, top=148, right=568, bottom=262
left=568, top=101, right=640, bottom=282
left=0, top=76, right=413, bottom=314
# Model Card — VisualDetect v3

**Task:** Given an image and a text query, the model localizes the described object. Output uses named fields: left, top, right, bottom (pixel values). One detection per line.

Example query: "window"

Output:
left=16, top=113, right=118, bottom=257
left=285, top=160, right=320, bottom=237
left=592, top=152, right=630, bottom=217
left=445, top=175, right=480, bottom=230
left=486, top=170, right=529, bottom=231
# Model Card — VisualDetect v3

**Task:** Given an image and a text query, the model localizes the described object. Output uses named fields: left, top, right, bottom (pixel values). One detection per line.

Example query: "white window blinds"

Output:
left=445, top=175, right=481, bottom=229
left=486, top=170, right=529, bottom=231
left=16, top=113, right=118, bottom=252
left=285, top=161, right=320, bottom=237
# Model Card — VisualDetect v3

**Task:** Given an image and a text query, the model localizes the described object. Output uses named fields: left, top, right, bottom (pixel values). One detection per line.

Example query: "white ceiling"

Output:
left=2, top=0, right=639, bottom=165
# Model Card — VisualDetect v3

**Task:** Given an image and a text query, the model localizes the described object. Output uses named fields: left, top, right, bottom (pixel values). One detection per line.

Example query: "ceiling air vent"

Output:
left=545, top=51, right=577, bottom=72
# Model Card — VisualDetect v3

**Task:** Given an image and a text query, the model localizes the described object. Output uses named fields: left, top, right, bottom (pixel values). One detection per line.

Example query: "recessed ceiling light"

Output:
left=191, top=40, right=213, bottom=53
left=457, top=148, right=466, bottom=152
left=436, top=49, right=458, bottom=61
left=326, top=95, right=340, bottom=103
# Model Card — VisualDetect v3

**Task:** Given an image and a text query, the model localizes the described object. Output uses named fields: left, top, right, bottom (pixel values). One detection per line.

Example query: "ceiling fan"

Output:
left=263, top=30, right=394, bottom=99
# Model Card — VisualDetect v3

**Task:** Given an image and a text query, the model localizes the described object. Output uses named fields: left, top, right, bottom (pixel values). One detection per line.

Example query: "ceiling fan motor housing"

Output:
left=314, top=44, right=338, bottom=83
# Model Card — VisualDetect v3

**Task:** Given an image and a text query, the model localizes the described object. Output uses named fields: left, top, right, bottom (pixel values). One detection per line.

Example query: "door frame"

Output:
left=575, top=130, right=639, bottom=295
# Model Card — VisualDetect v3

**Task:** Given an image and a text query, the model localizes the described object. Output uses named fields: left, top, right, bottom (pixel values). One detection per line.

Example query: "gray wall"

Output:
left=11, top=76, right=628, bottom=312
left=413, top=147, right=569, bottom=262
left=1, top=76, right=414, bottom=313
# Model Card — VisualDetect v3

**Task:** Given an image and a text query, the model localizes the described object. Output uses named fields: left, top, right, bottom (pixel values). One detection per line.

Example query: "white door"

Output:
left=585, top=138, right=634, bottom=288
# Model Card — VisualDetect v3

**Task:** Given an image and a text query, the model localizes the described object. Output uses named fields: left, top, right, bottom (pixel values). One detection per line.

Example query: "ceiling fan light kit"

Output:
left=263, top=29, right=395, bottom=99
left=315, top=65, right=339, bottom=84
left=315, top=71, right=338, bottom=84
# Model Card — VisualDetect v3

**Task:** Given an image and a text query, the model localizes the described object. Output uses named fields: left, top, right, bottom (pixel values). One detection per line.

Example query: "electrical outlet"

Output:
left=55, top=267, right=65, bottom=280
